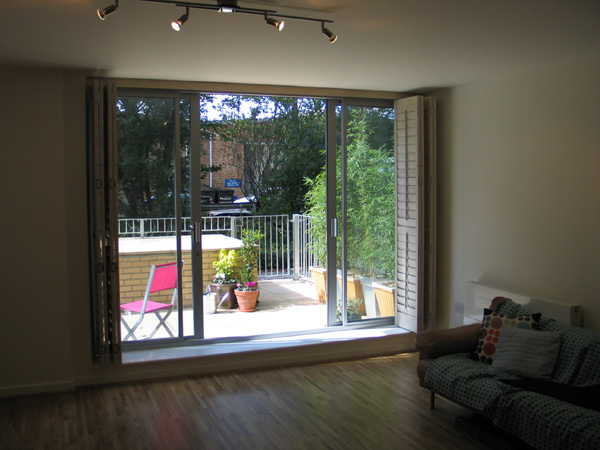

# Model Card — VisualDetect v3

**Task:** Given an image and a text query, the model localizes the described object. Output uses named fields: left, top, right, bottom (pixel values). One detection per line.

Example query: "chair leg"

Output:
left=429, top=389, right=436, bottom=410
left=148, top=309, right=174, bottom=339
left=121, top=315, right=140, bottom=341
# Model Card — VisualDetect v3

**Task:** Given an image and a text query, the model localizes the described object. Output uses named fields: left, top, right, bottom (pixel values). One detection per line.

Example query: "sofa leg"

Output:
left=429, top=389, right=435, bottom=410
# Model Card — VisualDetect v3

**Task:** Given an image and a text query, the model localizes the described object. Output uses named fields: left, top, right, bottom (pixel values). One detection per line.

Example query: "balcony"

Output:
left=120, top=278, right=326, bottom=340
left=118, top=214, right=324, bottom=341
left=117, top=214, right=394, bottom=343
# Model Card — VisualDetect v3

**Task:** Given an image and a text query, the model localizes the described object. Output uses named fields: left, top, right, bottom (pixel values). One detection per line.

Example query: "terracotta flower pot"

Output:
left=235, top=290, right=260, bottom=312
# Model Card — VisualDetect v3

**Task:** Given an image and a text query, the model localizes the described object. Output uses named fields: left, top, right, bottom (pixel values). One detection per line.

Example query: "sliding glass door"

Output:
left=114, top=89, right=396, bottom=346
left=117, top=92, right=190, bottom=341
left=334, top=101, right=395, bottom=324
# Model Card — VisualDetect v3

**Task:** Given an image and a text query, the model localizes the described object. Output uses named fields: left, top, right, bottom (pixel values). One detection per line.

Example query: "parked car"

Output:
left=207, top=208, right=252, bottom=217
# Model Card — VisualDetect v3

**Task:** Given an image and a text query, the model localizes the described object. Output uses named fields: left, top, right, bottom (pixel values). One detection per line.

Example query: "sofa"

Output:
left=415, top=297, right=600, bottom=450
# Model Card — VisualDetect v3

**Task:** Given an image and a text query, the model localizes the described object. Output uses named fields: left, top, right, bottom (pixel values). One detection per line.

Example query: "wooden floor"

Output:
left=1, top=353, right=491, bottom=450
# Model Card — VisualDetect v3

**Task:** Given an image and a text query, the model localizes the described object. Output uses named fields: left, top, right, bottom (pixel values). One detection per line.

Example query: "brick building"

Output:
left=199, top=132, right=245, bottom=201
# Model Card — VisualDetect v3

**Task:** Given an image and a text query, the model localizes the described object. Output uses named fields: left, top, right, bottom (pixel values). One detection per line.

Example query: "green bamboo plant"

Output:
left=304, top=109, right=395, bottom=279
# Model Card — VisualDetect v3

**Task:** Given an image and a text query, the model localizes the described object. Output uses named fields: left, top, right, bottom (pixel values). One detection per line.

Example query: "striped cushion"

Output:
left=492, top=327, right=561, bottom=379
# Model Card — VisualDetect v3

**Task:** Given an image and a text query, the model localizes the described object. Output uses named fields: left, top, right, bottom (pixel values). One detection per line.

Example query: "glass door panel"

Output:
left=116, top=95, right=183, bottom=341
left=196, top=94, right=329, bottom=338
left=339, top=104, right=395, bottom=322
left=179, top=96, right=195, bottom=337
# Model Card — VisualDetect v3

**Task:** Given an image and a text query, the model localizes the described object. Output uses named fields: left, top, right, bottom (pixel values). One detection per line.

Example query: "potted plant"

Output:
left=336, top=298, right=363, bottom=322
left=235, top=229, right=263, bottom=312
left=210, top=248, right=239, bottom=309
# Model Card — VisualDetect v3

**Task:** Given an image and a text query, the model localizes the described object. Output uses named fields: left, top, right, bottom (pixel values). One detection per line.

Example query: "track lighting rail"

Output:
left=97, top=0, right=337, bottom=42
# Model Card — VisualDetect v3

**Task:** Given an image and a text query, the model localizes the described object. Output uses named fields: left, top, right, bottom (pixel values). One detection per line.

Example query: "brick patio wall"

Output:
left=119, top=249, right=227, bottom=309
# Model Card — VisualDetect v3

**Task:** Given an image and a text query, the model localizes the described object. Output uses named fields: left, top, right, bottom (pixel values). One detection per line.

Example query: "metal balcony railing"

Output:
left=118, top=214, right=318, bottom=280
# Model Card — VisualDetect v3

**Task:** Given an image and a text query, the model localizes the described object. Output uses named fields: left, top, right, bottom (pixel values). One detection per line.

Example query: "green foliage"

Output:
left=212, top=249, right=238, bottom=284
left=117, top=96, right=221, bottom=218
left=117, top=97, right=176, bottom=218
left=304, top=163, right=335, bottom=267
left=238, top=229, right=264, bottom=285
left=337, top=298, right=363, bottom=322
left=345, top=108, right=395, bottom=277
left=304, top=107, right=395, bottom=278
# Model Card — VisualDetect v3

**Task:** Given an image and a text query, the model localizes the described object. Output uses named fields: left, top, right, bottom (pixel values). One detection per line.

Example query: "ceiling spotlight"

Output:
left=218, top=0, right=236, bottom=13
left=265, top=16, right=284, bottom=31
left=97, top=2, right=118, bottom=20
left=171, top=8, right=189, bottom=31
left=321, top=22, right=337, bottom=43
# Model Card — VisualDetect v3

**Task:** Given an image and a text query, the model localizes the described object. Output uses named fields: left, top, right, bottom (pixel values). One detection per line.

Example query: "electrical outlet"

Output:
left=455, top=302, right=464, bottom=314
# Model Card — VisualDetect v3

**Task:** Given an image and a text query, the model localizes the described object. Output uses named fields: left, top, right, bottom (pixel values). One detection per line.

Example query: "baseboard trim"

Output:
left=0, top=380, right=76, bottom=398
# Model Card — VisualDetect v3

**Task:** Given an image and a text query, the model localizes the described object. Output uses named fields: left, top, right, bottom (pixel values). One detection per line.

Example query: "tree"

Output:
left=304, top=108, right=395, bottom=278
left=262, top=98, right=326, bottom=215
left=208, top=96, right=326, bottom=215
left=117, top=96, right=221, bottom=218
left=117, top=97, right=177, bottom=218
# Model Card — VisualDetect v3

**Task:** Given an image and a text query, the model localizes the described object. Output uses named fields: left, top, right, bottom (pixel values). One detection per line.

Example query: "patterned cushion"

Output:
left=473, top=309, right=541, bottom=364
left=496, top=298, right=534, bottom=316
left=496, top=298, right=553, bottom=329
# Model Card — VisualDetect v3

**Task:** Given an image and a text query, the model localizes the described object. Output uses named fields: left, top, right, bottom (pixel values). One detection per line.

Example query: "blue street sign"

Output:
left=225, top=179, right=242, bottom=187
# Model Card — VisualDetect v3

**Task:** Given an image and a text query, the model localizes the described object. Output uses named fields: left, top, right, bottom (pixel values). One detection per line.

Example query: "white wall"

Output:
left=0, top=68, right=76, bottom=393
left=435, top=55, right=600, bottom=329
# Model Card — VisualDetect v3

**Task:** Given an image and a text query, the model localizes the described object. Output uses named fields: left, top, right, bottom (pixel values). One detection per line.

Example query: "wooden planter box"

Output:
left=340, top=274, right=365, bottom=315
left=310, top=267, right=327, bottom=303
left=373, top=282, right=395, bottom=317
left=310, top=267, right=369, bottom=315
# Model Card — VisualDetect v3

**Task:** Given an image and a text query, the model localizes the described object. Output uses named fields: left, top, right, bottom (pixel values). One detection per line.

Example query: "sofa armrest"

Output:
left=415, top=323, right=481, bottom=360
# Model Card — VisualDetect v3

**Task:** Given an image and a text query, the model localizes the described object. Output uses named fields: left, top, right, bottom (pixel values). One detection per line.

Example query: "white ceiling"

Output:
left=1, top=0, right=599, bottom=92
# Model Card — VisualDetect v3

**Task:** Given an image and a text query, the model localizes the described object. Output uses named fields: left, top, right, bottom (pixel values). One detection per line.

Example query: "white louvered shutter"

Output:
left=394, top=96, right=436, bottom=332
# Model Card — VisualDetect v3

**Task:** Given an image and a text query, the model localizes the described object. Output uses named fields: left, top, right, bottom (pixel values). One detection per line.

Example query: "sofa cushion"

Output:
left=500, top=378, right=600, bottom=411
left=492, top=328, right=561, bottom=379
left=473, top=309, right=541, bottom=364
left=493, top=388, right=600, bottom=450
left=424, top=353, right=518, bottom=414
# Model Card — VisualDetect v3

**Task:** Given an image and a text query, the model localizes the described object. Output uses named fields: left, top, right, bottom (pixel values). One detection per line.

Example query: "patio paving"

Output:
left=120, top=279, right=327, bottom=341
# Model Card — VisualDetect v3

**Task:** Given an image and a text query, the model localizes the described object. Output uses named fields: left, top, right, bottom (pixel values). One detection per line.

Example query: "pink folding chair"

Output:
left=120, top=261, right=182, bottom=341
